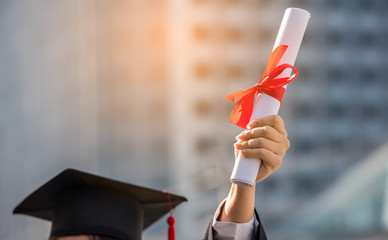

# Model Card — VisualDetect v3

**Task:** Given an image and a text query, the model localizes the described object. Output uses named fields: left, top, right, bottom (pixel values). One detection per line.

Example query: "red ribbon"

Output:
left=163, top=190, right=176, bottom=240
left=224, top=45, right=298, bottom=129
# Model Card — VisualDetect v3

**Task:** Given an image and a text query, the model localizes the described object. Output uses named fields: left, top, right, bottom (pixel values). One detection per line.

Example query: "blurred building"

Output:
left=267, top=140, right=388, bottom=240
left=0, top=1, right=173, bottom=239
left=1, top=0, right=388, bottom=240
left=168, top=0, right=388, bottom=239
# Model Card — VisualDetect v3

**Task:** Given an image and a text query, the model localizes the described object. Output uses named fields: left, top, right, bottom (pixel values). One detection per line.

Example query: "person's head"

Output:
left=50, top=235, right=116, bottom=240
left=14, top=168, right=186, bottom=240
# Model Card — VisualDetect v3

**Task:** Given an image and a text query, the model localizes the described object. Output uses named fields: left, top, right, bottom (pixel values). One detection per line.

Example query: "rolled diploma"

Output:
left=230, top=8, right=310, bottom=186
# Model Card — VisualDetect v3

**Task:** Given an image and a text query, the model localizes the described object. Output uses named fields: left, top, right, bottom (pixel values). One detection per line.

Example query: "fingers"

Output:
left=235, top=115, right=290, bottom=152
left=235, top=137, right=287, bottom=157
left=240, top=148, right=282, bottom=171
left=246, top=115, right=287, bottom=136
left=237, top=125, right=285, bottom=143
left=233, top=115, right=289, bottom=183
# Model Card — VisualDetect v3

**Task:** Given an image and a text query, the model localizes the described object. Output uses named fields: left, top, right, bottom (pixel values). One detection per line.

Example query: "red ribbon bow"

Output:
left=224, top=45, right=298, bottom=129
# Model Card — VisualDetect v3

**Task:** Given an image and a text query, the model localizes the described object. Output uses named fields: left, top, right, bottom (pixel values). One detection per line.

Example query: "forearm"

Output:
left=218, top=183, right=256, bottom=223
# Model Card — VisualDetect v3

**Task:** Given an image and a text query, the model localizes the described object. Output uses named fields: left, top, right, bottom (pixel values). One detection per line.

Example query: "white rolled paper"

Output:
left=230, top=8, right=310, bottom=186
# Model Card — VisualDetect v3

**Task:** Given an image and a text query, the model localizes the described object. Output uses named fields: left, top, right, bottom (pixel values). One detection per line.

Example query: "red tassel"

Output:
left=167, top=216, right=175, bottom=240
left=164, top=190, right=176, bottom=240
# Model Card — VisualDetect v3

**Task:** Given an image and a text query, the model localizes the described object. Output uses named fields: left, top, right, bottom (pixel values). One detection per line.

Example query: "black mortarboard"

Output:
left=13, top=168, right=187, bottom=240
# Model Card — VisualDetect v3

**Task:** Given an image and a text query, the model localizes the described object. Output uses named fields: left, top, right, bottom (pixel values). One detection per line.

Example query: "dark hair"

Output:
left=96, top=236, right=119, bottom=240
left=49, top=235, right=118, bottom=240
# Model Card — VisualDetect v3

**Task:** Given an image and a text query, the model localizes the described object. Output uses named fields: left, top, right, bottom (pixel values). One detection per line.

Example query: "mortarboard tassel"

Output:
left=164, top=190, right=176, bottom=240
left=167, top=216, right=175, bottom=240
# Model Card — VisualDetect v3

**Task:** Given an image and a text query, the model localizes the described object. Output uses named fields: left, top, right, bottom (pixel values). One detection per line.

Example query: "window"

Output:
left=257, top=27, right=273, bottom=45
left=326, top=0, right=341, bottom=9
left=193, top=25, right=210, bottom=42
left=224, top=27, right=244, bottom=43
left=294, top=138, right=313, bottom=152
left=361, top=104, right=378, bottom=119
left=290, top=0, right=308, bottom=7
left=225, top=64, right=244, bottom=79
left=358, top=67, right=377, bottom=85
left=193, top=0, right=211, bottom=4
left=357, top=0, right=375, bottom=11
left=294, top=174, right=316, bottom=195
left=196, top=136, right=214, bottom=154
left=328, top=102, right=345, bottom=118
left=294, top=102, right=313, bottom=117
left=194, top=62, right=212, bottom=79
left=194, top=100, right=212, bottom=117
left=252, top=0, right=271, bottom=7
left=225, top=0, right=243, bottom=5
left=297, top=66, right=312, bottom=82
left=358, top=32, right=375, bottom=46
left=327, top=67, right=345, bottom=84
left=326, top=30, right=344, bottom=46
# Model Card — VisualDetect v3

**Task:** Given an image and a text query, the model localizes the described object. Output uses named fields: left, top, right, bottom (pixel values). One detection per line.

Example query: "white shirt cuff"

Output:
left=211, top=199, right=258, bottom=240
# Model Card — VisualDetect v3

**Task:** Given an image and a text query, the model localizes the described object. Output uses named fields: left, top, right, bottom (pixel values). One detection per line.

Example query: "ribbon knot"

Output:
left=224, top=45, right=299, bottom=129
left=255, top=83, right=263, bottom=92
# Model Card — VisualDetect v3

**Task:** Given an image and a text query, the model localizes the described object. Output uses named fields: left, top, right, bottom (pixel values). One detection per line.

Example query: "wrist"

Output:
left=220, top=184, right=256, bottom=223
left=229, top=183, right=256, bottom=201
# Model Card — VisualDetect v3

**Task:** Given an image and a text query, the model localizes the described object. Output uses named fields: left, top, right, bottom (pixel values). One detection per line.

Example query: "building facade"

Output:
left=1, top=0, right=388, bottom=239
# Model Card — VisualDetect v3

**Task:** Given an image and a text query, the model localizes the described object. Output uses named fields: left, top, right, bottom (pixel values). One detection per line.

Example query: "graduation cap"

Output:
left=13, top=168, right=187, bottom=240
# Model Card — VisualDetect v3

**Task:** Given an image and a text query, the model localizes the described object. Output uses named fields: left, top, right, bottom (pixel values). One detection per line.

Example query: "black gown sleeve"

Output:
left=202, top=209, right=267, bottom=240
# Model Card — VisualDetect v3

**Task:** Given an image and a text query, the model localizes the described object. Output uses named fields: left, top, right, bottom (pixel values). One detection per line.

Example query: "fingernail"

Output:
left=241, top=150, right=247, bottom=155
left=247, top=122, right=256, bottom=129
left=234, top=143, right=242, bottom=149
left=236, top=133, right=246, bottom=140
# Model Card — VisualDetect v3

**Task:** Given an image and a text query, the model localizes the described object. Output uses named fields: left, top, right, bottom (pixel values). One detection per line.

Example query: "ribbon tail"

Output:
left=262, top=87, right=286, bottom=103
left=262, top=45, right=288, bottom=77
left=229, top=91, right=256, bottom=129
left=224, top=87, right=256, bottom=102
